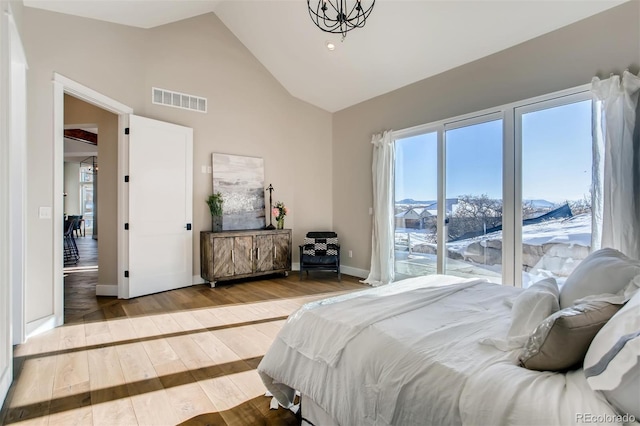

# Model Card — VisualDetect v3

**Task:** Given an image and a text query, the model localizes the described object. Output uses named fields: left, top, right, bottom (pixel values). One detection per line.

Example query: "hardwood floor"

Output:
left=63, top=236, right=113, bottom=324
left=2, top=253, right=366, bottom=425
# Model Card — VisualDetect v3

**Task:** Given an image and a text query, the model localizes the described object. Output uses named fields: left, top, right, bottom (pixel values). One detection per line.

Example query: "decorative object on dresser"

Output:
left=265, top=183, right=276, bottom=230
left=299, top=231, right=340, bottom=281
left=206, top=192, right=224, bottom=232
left=212, top=153, right=266, bottom=230
left=200, top=229, right=292, bottom=287
left=272, top=201, right=289, bottom=230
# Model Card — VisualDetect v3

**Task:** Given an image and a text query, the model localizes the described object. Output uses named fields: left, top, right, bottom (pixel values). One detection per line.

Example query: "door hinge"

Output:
left=124, top=270, right=129, bottom=278
left=124, top=223, right=129, bottom=230
left=124, top=175, right=129, bottom=182
left=125, top=127, right=130, bottom=135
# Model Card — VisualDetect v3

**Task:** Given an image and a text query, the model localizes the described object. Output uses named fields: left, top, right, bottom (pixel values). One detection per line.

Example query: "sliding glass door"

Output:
left=393, top=86, right=593, bottom=286
left=517, top=96, right=592, bottom=287
left=394, top=131, right=439, bottom=280
left=445, top=117, right=503, bottom=283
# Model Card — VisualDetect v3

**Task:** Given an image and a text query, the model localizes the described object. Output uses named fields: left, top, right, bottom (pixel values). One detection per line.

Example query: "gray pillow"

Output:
left=559, top=248, right=640, bottom=309
left=519, top=300, right=623, bottom=371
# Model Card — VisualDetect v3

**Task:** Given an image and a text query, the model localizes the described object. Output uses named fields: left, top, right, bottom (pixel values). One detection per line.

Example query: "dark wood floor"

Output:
left=2, top=244, right=366, bottom=425
left=64, top=236, right=113, bottom=323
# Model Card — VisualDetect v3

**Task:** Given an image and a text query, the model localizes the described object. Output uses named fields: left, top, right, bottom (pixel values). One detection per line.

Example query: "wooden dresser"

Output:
left=200, top=229, right=292, bottom=287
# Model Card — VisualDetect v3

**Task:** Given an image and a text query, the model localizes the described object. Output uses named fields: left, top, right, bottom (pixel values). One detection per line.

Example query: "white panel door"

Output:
left=128, top=115, right=193, bottom=298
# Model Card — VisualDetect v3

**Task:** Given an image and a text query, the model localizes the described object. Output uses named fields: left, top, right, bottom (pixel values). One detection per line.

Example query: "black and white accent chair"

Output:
left=299, top=231, right=341, bottom=281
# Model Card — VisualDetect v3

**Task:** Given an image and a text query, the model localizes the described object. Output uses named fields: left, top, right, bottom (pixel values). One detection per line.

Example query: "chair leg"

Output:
left=299, top=268, right=303, bottom=281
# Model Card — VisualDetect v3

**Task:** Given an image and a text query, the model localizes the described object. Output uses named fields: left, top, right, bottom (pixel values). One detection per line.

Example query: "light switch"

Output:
left=201, top=166, right=207, bottom=174
left=39, top=206, right=52, bottom=219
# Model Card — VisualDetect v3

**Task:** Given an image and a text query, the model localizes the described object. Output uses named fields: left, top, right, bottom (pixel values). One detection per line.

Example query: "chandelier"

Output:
left=307, top=0, right=375, bottom=40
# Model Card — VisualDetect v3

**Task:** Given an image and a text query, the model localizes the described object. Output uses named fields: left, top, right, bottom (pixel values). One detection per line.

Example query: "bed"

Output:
left=258, top=249, right=640, bottom=426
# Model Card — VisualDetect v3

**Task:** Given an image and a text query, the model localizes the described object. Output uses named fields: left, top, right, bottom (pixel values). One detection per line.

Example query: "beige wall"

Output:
left=64, top=95, right=118, bottom=286
left=23, top=9, right=332, bottom=322
left=332, top=1, right=640, bottom=273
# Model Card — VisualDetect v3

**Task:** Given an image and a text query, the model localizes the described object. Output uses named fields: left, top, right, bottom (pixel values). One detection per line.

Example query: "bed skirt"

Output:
left=301, top=394, right=339, bottom=426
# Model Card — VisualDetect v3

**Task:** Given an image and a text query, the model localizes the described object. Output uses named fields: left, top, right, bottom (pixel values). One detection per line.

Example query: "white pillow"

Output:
left=584, top=288, right=640, bottom=418
left=480, top=278, right=560, bottom=352
left=508, top=278, right=559, bottom=341
left=559, top=248, right=640, bottom=309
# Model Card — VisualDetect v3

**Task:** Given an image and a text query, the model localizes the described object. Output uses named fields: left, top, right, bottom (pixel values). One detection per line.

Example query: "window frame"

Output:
left=393, top=83, right=592, bottom=286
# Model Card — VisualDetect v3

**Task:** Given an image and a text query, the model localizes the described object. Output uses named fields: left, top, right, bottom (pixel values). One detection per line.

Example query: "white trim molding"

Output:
left=95, top=284, right=118, bottom=297
left=340, top=265, right=369, bottom=279
left=52, top=73, right=133, bottom=320
left=26, top=315, right=57, bottom=339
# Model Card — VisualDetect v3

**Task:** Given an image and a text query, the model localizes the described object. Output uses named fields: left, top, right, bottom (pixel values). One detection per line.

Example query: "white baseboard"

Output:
left=340, top=265, right=369, bottom=279
left=26, top=314, right=57, bottom=339
left=294, top=261, right=369, bottom=279
left=96, top=284, right=118, bottom=297
left=193, top=275, right=206, bottom=285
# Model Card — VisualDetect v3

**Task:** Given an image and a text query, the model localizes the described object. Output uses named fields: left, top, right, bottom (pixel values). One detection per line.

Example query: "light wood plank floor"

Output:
left=1, top=264, right=366, bottom=425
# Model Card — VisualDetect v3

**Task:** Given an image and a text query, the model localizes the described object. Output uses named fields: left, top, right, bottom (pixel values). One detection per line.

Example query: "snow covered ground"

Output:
left=395, top=213, right=591, bottom=287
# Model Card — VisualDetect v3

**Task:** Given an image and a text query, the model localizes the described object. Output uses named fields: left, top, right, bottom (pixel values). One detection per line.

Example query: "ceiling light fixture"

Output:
left=308, top=0, right=375, bottom=40
left=326, top=41, right=336, bottom=51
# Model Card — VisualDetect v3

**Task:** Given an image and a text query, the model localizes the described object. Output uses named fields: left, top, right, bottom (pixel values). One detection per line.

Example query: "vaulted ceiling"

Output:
left=24, top=0, right=627, bottom=112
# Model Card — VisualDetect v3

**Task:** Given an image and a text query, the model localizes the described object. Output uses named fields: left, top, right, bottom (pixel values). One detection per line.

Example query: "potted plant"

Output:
left=206, top=192, right=224, bottom=232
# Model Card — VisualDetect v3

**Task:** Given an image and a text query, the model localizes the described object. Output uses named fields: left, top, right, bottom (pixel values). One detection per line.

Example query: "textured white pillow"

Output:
left=559, top=248, right=640, bottom=309
left=584, top=288, right=640, bottom=418
left=508, top=278, right=559, bottom=341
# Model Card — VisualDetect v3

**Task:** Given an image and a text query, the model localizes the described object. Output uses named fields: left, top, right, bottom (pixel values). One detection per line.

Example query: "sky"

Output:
left=395, top=99, right=592, bottom=204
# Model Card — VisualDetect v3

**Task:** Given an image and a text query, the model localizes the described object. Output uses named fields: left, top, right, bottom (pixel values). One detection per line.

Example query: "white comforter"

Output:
left=258, top=275, right=619, bottom=426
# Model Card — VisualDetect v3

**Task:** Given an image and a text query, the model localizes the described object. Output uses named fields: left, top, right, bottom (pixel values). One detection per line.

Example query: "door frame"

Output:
left=52, top=73, right=132, bottom=325
left=9, top=7, right=27, bottom=345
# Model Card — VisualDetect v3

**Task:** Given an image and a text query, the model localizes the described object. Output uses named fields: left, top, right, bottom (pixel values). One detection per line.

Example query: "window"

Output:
left=79, top=165, right=94, bottom=230
left=394, top=132, right=438, bottom=280
left=394, top=86, right=593, bottom=286
left=517, top=96, right=592, bottom=287
left=445, top=118, right=503, bottom=283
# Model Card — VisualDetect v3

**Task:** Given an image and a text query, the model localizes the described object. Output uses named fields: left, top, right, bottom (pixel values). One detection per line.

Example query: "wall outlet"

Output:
left=349, top=250, right=353, bottom=258
left=39, top=206, right=52, bottom=219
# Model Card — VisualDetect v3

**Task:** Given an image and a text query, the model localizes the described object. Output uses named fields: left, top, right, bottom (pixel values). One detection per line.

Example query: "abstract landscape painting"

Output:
left=212, top=153, right=266, bottom=230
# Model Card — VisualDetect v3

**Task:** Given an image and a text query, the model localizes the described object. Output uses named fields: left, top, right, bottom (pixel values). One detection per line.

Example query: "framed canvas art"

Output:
left=212, top=153, right=266, bottom=230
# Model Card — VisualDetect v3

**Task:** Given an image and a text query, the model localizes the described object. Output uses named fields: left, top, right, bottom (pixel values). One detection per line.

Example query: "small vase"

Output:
left=212, top=215, right=223, bottom=232
left=276, top=218, right=284, bottom=230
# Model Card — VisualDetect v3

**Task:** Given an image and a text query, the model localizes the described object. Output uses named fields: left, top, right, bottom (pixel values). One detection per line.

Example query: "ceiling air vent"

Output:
left=152, top=87, right=207, bottom=113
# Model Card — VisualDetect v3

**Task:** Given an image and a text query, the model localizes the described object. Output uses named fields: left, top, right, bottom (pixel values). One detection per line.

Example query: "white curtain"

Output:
left=364, top=131, right=395, bottom=286
left=591, top=70, right=640, bottom=259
